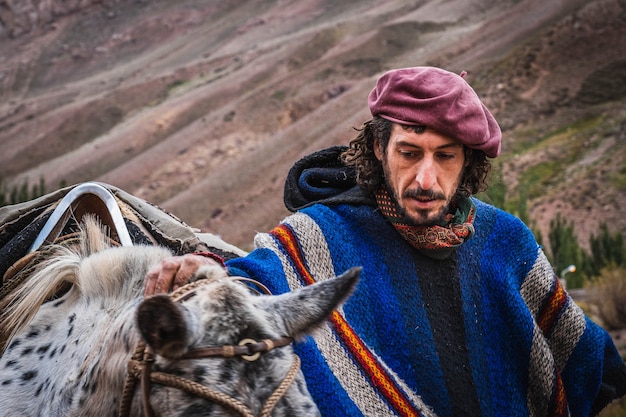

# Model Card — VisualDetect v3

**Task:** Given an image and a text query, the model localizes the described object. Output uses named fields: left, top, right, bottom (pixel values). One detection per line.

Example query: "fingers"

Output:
left=172, top=255, right=216, bottom=290
left=144, top=257, right=179, bottom=296
left=144, top=254, right=221, bottom=296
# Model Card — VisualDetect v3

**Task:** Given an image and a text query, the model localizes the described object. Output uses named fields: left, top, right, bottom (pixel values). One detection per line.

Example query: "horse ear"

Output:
left=263, top=267, right=361, bottom=339
left=136, top=295, right=197, bottom=358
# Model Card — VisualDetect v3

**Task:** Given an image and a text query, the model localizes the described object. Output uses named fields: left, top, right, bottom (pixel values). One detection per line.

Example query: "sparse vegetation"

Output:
left=519, top=160, right=564, bottom=200
left=587, top=267, right=626, bottom=330
left=480, top=162, right=507, bottom=209
left=271, top=89, right=287, bottom=101
left=610, top=165, right=626, bottom=190
left=576, top=60, right=626, bottom=105
left=584, top=223, right=626, bottom=279
left=167, top=79, right=189, bottom=95
left=547, top=213, right=586, bottom=287
left=0, top=178, right=47, bottom=207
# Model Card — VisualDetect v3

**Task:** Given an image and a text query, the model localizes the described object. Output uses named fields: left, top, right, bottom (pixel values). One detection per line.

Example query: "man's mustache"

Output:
left=402, top=188, right=445, bottom=201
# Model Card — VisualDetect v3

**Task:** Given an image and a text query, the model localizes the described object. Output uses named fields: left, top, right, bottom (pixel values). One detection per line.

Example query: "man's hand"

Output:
left=144, top=254, right=221, bottom=296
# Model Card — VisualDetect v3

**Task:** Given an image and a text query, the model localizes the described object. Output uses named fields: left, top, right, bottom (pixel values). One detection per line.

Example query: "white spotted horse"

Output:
left=0, top=183, right=360, bottom=416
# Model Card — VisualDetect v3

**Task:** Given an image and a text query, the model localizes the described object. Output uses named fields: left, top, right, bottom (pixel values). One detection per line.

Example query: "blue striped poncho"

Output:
left=226, top=149, right=626, bottom=417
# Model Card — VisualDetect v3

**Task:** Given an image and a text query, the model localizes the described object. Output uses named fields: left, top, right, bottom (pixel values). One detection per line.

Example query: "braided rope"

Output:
left=121, top=344, right=301, bottom=417
left=168, top=275, right=274, bottom=303
left=147, top=353, right=301, bottom=417
left=169, top=279, right=213, bottom=302
left=259, top=355, right=301, bottom=417
left=119, top=342, right=148, bottom=417
left=151, top=370, right=255, bottom=417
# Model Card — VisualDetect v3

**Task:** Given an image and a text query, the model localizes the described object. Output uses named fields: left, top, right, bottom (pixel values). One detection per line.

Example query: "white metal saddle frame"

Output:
left=29, top=182, right=133, bottom=252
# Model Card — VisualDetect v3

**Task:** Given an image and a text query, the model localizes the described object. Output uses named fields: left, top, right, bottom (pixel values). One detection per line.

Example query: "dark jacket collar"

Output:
left=283, top=146, right=375, bottom=212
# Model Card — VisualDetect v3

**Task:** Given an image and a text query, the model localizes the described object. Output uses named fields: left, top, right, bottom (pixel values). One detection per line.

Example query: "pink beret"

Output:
left=368, top=67, right=501, bottom=157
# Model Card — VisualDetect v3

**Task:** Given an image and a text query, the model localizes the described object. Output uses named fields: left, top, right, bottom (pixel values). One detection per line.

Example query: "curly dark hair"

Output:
left=340, top=116, right=491, bottom=196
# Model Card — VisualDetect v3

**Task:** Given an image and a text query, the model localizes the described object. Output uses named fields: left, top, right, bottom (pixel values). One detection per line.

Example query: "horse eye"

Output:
left=44, top=281, right=73, bottom=303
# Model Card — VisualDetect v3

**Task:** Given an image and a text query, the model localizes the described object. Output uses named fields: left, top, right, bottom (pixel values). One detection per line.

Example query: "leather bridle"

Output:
left=119, top=279, right=299, bottom=417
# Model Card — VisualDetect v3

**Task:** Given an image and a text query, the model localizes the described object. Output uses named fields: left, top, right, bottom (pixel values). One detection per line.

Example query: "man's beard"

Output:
left=379, top=156, right=461, bottom=227
left=387, top=183, right=452, bottom=227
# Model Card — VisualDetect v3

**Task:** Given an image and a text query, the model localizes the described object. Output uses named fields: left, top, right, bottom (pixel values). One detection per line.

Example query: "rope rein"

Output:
left=119, top=279, right=298, bottom=417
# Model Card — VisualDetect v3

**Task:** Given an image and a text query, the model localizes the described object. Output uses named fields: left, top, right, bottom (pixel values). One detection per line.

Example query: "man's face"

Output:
left=375, top=123, right=466, bottom=226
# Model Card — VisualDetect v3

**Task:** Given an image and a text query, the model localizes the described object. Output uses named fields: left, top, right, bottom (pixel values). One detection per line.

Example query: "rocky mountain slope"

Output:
left=1, top=0, right=625, bottom=251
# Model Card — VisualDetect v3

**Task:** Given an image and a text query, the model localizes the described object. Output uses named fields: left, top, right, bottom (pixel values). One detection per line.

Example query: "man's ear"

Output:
left=373, top=139, right=383, bottom=161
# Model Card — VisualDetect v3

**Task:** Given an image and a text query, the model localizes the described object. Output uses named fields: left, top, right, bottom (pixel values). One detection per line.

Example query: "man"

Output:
left=145, top=67, right=626, bottom=416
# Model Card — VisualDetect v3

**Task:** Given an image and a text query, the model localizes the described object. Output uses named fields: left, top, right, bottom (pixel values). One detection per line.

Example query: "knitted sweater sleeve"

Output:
left=475, top=200, right=626, bottom=416
left=226, top=210, right=440, bottom=417
left=513, top=225, right=626, bottom=416
left=225, top=214, right=333, bottom=294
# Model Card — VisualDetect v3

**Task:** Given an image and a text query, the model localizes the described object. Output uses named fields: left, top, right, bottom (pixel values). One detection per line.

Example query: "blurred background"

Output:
left=1, top=1, right=625, bottom=411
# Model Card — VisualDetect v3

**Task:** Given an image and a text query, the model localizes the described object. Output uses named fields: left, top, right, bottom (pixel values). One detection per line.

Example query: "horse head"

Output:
left=0, top=217, right=360, bottom=416
left=131, top=264, right=360, bottom=416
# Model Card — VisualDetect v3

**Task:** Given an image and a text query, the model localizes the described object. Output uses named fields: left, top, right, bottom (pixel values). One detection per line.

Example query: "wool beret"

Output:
left=368, top=67, right=501, bottom=157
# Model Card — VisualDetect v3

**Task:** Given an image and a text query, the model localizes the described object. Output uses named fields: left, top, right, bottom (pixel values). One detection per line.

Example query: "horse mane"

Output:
left=0, top=216, right=113, bottom=348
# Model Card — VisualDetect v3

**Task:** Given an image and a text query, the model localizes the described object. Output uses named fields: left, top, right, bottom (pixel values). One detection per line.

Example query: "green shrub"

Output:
left=586, top=267, right=626, bottom=330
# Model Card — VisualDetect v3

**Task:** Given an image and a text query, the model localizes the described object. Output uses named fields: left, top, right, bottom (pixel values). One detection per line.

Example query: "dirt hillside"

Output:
left=1, top=0, right=625, bottom=251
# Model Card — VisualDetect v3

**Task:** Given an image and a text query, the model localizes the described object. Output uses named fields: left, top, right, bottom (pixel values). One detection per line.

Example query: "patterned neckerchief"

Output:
left=374, top=186, right=475, bottom=254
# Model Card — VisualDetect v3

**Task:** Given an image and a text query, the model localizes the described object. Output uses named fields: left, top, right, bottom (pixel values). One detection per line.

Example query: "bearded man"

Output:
left=146, top=67, right=626, bottom=416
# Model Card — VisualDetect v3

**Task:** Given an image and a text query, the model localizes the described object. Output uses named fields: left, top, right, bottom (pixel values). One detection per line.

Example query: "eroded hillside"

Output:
left=1, top=0, right=625, bottom=250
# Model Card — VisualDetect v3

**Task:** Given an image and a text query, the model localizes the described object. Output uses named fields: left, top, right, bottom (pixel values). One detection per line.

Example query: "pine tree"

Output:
left=0, top=177, right=50, bottom=208
left=548, top=214, right=585, bottom=288
left=584, top=223, right=626, bottom=279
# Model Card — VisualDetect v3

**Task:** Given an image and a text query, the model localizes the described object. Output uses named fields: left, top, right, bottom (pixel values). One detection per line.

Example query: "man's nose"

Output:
left=415, top=159, right=436, bottom=190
